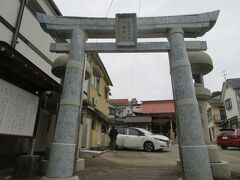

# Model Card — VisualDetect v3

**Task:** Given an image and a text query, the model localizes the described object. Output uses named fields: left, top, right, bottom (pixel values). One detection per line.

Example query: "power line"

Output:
left=106, top=0, right=114, bottom=17
left=138, top=0, right=142, bottom=17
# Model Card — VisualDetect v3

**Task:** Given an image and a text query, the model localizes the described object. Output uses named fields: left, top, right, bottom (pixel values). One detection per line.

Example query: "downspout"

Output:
left=11, top=0, right=27, bottom=48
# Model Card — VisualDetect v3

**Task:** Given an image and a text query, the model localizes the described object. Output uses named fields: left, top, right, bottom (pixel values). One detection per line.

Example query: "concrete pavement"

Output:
left=78, top=145, right=179, bottom=180
left=2, top=145, right=240, bottom=179
left=77, top=145, right=240, bottom=180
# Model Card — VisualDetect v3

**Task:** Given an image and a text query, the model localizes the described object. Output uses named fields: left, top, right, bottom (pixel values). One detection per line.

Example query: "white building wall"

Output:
left=224, top=87, right=239, bottom=119
left=0, top=23, right=12, bottom=43
left=19, top=7, right=60, bottom=64
left=0, top=0, right=19, bottom=27
left=37, top=0, right=58, bottom=16
left=16, top=38, right=59, bottom=82
left=0, top=0, right=63, bottom=83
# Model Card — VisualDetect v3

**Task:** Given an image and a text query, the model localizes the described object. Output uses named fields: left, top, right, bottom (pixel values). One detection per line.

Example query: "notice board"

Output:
left=0, top=79, right=39, bottom=136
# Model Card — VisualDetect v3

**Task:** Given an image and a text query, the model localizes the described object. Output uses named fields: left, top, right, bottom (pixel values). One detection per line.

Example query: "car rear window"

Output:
left=237, top=129, right=240, bottom=135
left=218, top=130, right=234, bottom=136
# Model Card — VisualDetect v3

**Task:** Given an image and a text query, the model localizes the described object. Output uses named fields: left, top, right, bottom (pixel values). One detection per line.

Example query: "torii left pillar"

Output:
left=42, top=29, right=87, bottom=180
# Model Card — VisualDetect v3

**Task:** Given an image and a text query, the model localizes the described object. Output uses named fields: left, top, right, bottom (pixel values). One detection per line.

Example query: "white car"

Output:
left=116, top=127, right=170, bottom=152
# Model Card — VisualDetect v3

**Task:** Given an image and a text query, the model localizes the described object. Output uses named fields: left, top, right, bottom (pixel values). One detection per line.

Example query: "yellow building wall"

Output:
left=89, top=78, right=109, bottom=116
left=87, top=56, right=111, bottom=148
left=91, top=129, right=99, bottom=147
left=90, top=120, right=110, bottom=148
left=88, top=57, right=110, bottom=116
left=213, top=106, right=220, bottom=116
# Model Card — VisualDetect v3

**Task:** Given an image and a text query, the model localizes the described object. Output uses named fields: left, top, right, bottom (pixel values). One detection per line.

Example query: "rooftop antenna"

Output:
left=221, top=70, right=228, bottom=81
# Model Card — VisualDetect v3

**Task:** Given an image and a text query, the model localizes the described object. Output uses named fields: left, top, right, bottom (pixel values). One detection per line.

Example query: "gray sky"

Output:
left=54, top=0, right=240, bottom=101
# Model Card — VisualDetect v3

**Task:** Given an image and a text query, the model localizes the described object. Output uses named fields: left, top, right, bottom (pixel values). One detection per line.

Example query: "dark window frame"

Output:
left=225, top=98, right=232, bottom=110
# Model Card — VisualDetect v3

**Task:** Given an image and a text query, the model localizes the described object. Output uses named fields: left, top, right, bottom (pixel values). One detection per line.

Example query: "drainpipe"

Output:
left=11, top=0, right=27, bottom=48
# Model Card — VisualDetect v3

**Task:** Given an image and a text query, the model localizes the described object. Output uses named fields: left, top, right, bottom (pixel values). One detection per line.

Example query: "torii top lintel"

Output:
left=37, top=10, right=219, bottom=39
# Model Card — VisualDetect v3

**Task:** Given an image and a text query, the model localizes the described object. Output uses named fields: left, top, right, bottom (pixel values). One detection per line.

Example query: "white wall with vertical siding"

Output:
left=224, top=87, right=239, bottom=119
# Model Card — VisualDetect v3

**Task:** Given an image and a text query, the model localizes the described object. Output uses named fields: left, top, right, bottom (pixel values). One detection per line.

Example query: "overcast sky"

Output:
left=54, top=0, right=240, bottom=101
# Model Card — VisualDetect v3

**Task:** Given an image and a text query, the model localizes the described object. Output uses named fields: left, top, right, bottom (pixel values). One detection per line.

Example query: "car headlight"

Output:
left=154, top=138, right=169, bottom=144
left=154, top=138, right=164, bottom=141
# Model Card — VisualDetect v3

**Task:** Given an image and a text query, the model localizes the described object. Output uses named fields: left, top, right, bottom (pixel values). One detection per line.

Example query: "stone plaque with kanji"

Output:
left=115, top=13, right=137, bottom=46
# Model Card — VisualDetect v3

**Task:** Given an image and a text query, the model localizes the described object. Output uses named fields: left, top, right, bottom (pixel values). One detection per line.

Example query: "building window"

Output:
left=104, top=87, right=109, bottom=99
left=92, top=72, right=100, bottom=92
left=92, top=120, right=95, bottom=130
left=225, top=98, right=232, bottom=110
left=101, top=123, right=107, bottom=133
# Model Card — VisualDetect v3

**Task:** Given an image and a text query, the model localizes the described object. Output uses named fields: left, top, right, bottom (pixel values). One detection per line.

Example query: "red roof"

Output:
left=139, top=100, right=175, bottom=114
left=109, top=99, right=129, bottom=106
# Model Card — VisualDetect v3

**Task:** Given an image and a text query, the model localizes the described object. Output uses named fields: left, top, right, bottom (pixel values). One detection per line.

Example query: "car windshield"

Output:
left=136, top=128, right=153, bottom=135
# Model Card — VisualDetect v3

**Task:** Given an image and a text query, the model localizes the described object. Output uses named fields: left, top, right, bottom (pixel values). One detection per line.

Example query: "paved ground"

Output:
left=78, top=145, right=240, bottom=180
left=1, top=145, right=240, bottom=179
left=218, top=147, right=240, bottom=179
left=78, top=145, right=179, bottom=180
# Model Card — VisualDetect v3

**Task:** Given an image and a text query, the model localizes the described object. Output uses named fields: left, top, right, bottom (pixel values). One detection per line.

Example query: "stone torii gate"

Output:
left=37, top=10, right=219, bottom=180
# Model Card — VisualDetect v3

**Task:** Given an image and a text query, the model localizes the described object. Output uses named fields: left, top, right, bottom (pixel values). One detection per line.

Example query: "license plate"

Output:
left=222, top=137, right=228, bottom=139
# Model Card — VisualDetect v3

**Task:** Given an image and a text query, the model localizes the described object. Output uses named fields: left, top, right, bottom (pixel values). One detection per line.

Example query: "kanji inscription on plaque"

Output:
left=115, top=13, right=137, bottom=46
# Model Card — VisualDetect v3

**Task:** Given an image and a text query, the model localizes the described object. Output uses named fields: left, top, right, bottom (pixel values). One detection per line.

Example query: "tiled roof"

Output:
left=109, top=99, right=129, bottom=106
left=124, top=116, right=152, bottom=123
left=226, top=78, right=240, bottom=89
left=139, top=100, right=175, bottom=114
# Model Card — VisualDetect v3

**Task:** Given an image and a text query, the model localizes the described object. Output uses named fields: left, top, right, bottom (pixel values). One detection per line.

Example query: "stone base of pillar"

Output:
left=75, top=158, right=85, bottom=172
left=177, top=158, right=231, bottom=179
left=14, top=155, right=41, bottom=178
left=41, top=159, right=48, bottom=175
left=41, top=175, right=79, bottom=180
left=207, top=144, right=221, bottom=162
left=207, top=144, right=231, bottom=179
left=41, top=158, right=85, bottom=175
left=211, top=161, right=231, bottom=179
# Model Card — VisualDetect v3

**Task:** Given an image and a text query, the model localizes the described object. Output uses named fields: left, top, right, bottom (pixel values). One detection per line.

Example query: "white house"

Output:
left=109, top=99, right=134, bottom=118
left=221, top=78, right=240, bottom=128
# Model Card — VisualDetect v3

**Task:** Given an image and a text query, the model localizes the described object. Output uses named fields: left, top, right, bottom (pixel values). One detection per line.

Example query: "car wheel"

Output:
left=221, top=146, right=227, bottom=149
left=144, top=141, right=154, bottom=152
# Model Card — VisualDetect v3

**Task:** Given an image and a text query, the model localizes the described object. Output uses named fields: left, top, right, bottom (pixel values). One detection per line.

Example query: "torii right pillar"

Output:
left=189, top=51, right=231, bottom=179
left=168, top=27, right=213, bottom=180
